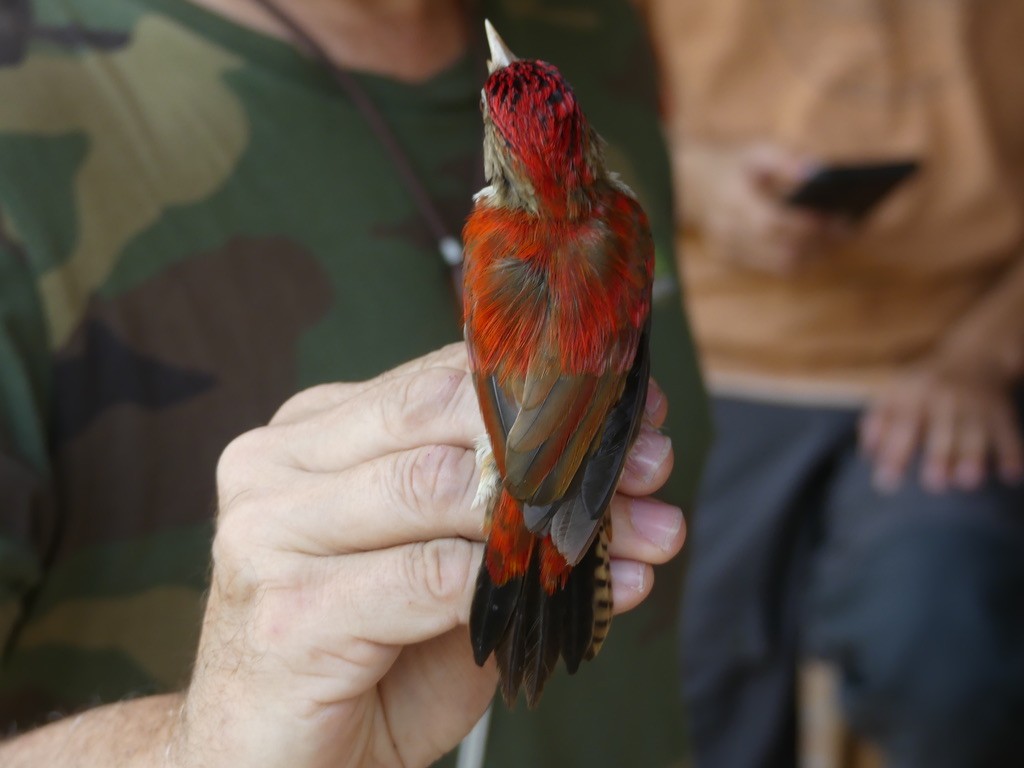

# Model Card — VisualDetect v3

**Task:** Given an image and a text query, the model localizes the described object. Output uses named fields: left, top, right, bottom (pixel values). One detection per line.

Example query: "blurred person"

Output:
left=646, top=1, right=1024, bottom=766
left=0, top=0, right=710, bottom=764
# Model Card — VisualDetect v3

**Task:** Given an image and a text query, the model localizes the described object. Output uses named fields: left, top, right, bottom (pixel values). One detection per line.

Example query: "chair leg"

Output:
left=798, top=660, right=884, bottom=768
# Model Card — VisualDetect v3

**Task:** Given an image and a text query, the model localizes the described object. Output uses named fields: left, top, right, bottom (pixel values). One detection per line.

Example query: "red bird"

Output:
left=463, top=21, right=654, bottom=706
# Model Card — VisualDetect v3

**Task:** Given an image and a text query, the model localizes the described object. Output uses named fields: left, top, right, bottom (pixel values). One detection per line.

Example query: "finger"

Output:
left=382, top=628, right=497, bottom=768
left=991, top=405, right=1024, bottom=484
left=609, top=560, right=655, bottom=614
left=745, top=199, right=797, bottom=262
left=873, top=410, right=922, bottom=492
left=295, top=538, right=483, bottom=652
left=244, top=445, right=482, bottom=556
left=951, top=419, right=987, bottom=491
left=271, top=343, right=469, bottom=425
left=773, top=211, right=833, bottom=267
left=920, top=397, right=957, bottom=493
left=278, top=366, right=483, bottom=472
left=859, top=405, right=889, bottom=458
left=644, top=378, right=669, bottom=428
left=271, top=456, right=682, bottom=568
left=609, top=496, right=686, bottom=564
left=772, top=209, right=823, bottom=245
left=730, top=229, right=801, bottom=275
left=745, top=144, right=816, bottom=190
left=290, top=538, right=659, bottom=654
left=620, top=429, right=674, bottom=496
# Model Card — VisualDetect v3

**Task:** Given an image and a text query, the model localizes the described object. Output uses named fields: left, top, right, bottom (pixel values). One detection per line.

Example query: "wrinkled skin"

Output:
left=170, top=343, right=683, bottom=768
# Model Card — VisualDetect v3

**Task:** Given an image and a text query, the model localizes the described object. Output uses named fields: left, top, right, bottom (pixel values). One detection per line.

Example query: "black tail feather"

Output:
left=471, top=537, right=601, bottom=707
left=522, top=561, right=562, bottom=707
left=470, top=564, right=522, bottom=667
left=560, top=540, right=598, bottom=674
left=495, top=608, right=527, bottom=704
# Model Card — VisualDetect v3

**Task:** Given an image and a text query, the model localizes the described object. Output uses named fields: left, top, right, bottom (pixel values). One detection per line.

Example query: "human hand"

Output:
left=679, top=142, right=851, bottom=274
left=170, top=343, right=683, bottom=768
left=860, top=358, right=1024, bottom=494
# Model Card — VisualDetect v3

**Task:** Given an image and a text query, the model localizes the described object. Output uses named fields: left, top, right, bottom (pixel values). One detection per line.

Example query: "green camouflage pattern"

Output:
left=0, top=0, right=709, bottom=762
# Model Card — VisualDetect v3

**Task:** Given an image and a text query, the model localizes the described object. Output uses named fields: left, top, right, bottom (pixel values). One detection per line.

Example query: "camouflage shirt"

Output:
left=0, top=0, right=708, bottom=763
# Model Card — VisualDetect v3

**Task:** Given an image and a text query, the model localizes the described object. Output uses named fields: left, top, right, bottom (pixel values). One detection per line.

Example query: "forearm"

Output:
left=0, top=693, right=182, bottom=767
left=932, top=253, right=1024, bottom=381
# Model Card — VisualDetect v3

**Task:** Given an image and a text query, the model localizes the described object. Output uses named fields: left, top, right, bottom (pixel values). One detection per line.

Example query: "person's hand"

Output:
left=860, top=357, right=1024, bottom=494
left=678, top=142, right=851, bottom=274
left=170, top=343, right=683, bottom=768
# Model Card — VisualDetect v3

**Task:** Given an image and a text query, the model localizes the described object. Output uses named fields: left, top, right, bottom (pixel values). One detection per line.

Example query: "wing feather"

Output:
left=548, top=324, right=649, bottom=563
left=465, top=183, right=653, bottom=563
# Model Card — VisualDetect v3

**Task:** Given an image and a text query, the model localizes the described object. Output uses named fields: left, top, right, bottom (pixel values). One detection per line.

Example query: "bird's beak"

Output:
left=485, top=19, right=516, bottom=73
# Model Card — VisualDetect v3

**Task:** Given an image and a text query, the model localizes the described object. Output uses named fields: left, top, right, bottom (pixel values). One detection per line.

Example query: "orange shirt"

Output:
left=650, top=0, right=1024, bottom=403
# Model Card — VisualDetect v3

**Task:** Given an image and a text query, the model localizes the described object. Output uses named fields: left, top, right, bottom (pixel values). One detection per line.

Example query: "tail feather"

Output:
left=470, top=489, right=532, bottom=665
left=471, top=490, right=610, bottom=707
left=470, top=566, right=522, bottom=667
left=559, top=546, right=594, bottom=674
left=521, top=555, right=562, bottom=706
left=493, top=553, right=562, bottom=707
left=585, top=521, right=613, bottom=661
left=494, top=593, right=528, bottom=703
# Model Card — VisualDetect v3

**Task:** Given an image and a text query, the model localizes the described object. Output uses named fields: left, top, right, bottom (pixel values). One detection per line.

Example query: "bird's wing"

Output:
left=543, top=319, right=649, bottom=564
left=472, top=315, right=648, bottom=566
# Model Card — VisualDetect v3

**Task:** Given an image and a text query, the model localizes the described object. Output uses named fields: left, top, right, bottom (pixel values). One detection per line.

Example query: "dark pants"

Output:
left=680, top=396, right=1024, bottom=768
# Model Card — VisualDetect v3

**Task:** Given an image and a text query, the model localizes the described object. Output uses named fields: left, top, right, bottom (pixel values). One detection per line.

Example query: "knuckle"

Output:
left=271, top=383, right=339, bottom=424
left=217, top=423, right=298, bottom=502
left=211, top=504, right=301, bottom=614
left=216, top=427, right=288, bottom=509
left=384, top=367, right=469, bottom=437
left=210, top=509, right=263, bottom=605
left=992, top=400, right=1015, bottom=426
left=216, top=429, right=265, bottom=497
left=213, top=496, right=262, bottom=556
left=400, top=446, right=476, bottom=518
left=405, top=539, right=476, bottom=607
left=934, top=389, right=956, bottom=414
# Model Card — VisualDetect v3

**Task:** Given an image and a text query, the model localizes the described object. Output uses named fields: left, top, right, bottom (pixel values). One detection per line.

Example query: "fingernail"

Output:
left=626, top=430, right=672, bottom=482
left=921, top=465, right=947, bottom=494
left=1000, top=464, right=1024, bottom=486
left=954, top=463, right=983, bottom=490
left=630, top=498, right=683, bottom=551
left=610, top=560, right=646, bottom=593
left=644, top=381, right=665, bottom=420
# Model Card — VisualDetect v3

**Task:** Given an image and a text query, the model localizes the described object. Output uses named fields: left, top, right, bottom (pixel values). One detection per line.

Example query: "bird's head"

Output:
left=479, top=20, right=605, bottom=217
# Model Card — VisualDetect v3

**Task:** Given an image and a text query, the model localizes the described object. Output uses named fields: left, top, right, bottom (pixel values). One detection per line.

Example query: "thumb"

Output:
left=745, top=143, right=817, bottom=197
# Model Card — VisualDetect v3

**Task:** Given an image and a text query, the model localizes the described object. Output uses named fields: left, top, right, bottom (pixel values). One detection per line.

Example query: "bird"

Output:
left=462, top=20, right=655, bottom=707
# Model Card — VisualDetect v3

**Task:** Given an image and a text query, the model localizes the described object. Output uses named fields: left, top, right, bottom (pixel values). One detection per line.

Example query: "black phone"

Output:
left=785, top=160, right=920, bottom=220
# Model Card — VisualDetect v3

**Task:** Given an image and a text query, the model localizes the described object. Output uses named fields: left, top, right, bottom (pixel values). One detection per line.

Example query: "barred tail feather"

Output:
left=556, top=518, right=611, bottom=673
left=585, top=520, right=613, bottom=660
